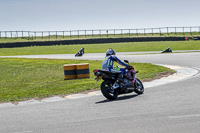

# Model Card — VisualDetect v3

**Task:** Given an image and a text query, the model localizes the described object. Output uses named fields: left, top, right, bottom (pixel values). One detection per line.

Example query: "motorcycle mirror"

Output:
left=124, top=60, right=129, bottom=64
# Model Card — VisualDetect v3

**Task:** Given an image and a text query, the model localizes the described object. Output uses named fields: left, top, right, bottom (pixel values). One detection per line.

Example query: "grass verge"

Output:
left=0, top=41, right=200, bottom=56
left=0, top=58, right=174, bottom=103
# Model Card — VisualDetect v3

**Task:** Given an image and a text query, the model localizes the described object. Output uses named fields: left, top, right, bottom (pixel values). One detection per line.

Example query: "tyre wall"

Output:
left=0, top=37, right=186, bottom=48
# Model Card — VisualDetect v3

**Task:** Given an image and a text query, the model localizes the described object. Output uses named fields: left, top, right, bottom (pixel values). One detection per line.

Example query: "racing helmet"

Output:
left=106, top=48, right=115, bottom=56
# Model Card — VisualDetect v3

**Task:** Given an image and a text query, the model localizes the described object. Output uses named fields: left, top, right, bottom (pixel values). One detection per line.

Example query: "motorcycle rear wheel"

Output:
left=101, top=81, right=118, bottom=100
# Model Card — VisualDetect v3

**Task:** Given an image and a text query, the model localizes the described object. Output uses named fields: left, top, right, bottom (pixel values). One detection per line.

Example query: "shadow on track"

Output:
left=95, top=94, right=139, bottom=104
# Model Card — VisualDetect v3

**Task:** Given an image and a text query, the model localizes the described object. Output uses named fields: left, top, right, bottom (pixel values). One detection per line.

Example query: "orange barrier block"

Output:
left=64, top=64, right=77, bottom=80
left=64, top=63, right=90, bottom=80
left=76, top=63, right=90, bottom=79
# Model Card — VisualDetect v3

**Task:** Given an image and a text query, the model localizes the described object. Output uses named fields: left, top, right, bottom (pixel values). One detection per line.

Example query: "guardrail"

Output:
left=0, top=26, right=200, bottom=40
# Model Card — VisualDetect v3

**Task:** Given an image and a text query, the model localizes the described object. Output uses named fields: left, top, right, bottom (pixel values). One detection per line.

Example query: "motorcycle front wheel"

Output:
left=134, top=78, right=144, bottom=94
left=101, top=81, right=118, bottom=100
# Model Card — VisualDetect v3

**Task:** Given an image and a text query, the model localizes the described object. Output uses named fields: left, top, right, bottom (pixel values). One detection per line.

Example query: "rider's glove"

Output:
left=126, top=65, right=134, bottom=70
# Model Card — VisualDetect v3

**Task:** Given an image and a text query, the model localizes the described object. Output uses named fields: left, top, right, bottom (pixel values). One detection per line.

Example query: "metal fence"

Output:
left=0, top=26, right=200, bottom=39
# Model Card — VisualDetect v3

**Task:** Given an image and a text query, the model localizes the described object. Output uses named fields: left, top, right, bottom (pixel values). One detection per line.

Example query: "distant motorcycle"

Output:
left=93, top=60, right=144, bottom=100
left=161, top=47, right=172, bottom=53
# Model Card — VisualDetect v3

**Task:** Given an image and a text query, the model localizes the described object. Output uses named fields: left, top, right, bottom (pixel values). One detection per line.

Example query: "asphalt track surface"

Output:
left=1, top=51, right=200, bottom=133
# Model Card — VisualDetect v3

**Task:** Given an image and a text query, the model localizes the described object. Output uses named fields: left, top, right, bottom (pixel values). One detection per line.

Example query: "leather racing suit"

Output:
left=102, top=55, right=129, bottom=75
left=102, top=55, right=135, bottom=86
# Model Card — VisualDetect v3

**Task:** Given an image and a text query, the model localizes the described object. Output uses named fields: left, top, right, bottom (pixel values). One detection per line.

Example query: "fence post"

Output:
left=167, top=27, right=169, bottom=36
left=175, top=27, right=177, bottom=36
left=42, top=32, right=43, bottom=39
left=16, top=31, right=18, bottom=38
left=92, top=30, right=94, bottom=37
left=99, top=30, right=101, bottom=37
left=144, top=29, right=145, bottom=36
left=5, top=31, right=7, bottom=38
left=49, top=31, right=50, bottom=39
left=70, top=31, right=71, bottom=38
left=183, top=27, right=184, bottom=35
left=78, top=30, right=79, bottom=38
left=22, top=31, right=23, bottom=38
left=10, top=31, right=12, bottom=38
left=121, top=29, right=123, bottom=37
left=129, top=29, right=131, bottom=36
left=136, top=29, right=138, bottom=36
left=28, top=31, right=29, bottom=38
left=159, top=28, right=161, bottom=36
left=107, top=30, right=108, bottom=37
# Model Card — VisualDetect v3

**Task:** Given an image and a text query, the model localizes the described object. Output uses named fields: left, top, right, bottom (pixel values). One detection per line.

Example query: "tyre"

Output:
left=101, top=81, right=118, bottom=100
left=134, top=78, right=144, bottom=94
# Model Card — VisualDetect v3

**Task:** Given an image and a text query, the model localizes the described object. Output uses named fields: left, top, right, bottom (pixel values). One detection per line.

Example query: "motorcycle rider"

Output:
left=102, top=48, right=135, bottom=86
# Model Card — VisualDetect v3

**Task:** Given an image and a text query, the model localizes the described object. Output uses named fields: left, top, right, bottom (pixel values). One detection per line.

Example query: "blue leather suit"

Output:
left=102, top=55, right=129, bottom=75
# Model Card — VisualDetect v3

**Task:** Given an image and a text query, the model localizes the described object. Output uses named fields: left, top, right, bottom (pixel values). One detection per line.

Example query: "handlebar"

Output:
left=125, top=65, right=134, bottom=70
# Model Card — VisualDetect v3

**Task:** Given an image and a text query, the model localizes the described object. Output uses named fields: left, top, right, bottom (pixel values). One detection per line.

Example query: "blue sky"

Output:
left=0, top=0, right=200, bottom=31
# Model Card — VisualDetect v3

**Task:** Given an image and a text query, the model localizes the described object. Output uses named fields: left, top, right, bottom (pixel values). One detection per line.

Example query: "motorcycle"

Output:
left=93, top=60, right=144, bottom=100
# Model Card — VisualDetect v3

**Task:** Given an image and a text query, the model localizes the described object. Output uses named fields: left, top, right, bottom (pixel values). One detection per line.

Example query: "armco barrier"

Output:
left=64, top=63, right=90, bottom=80
left=0, top=37, right=186, bottom=48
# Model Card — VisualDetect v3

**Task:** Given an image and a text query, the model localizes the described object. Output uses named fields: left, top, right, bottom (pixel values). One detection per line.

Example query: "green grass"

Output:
left=0, top=40, right=200, bottom=56
left=0, top=58, right=172, bottom=103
